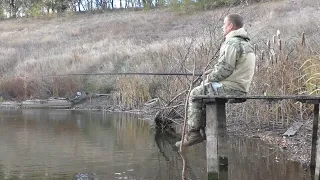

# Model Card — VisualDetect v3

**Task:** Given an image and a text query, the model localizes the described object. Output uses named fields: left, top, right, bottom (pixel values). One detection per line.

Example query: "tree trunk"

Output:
left=9, top=0, right=16, bottom=18
left=80, top=0, right=86, bottom=11
left=78, top=0, right=81, bottom=11
left=142, top=0, right=146, bottom=8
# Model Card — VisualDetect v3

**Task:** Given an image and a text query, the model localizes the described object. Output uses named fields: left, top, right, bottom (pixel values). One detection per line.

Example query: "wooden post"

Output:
left=217, top=99, right=228, bottom=180
left=311, top=103, right=320, bottom=179
left=206, top=102, right=218, bottom=180
left=206, top=98, right=227, bottom=180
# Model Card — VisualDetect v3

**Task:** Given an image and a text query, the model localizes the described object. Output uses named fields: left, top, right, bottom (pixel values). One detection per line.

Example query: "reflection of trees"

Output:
left=153, top=130, right=202, bottom=180
left=151, top=133, right=311, bottom=180
left=0, top=109, right=312, bottom=180
left=114, top=113, right=150, bottom=148
left=154, top=129, right=180, bottom=161
left=228, top=137, right=310, bottom=180
left=0, top=110, right=160, bottom=179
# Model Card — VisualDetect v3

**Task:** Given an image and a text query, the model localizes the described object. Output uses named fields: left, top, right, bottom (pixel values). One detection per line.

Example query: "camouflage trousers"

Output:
left=188, top=83, right=246, bottom=131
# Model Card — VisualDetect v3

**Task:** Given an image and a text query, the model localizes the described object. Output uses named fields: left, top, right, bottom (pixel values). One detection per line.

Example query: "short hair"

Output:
left=226, top=14, right=244, bottom=29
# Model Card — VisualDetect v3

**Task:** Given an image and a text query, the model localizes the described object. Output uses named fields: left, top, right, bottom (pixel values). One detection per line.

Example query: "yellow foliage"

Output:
left=300, top=55, right=320, bottom=95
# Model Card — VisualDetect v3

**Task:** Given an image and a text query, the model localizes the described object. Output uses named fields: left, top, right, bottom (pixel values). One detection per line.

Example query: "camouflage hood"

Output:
left=207, top=27, right=255, bottom=92
left=225, top=28, right=250, bottom=41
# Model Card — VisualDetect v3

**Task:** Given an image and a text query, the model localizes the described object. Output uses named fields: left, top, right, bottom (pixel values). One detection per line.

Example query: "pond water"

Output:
left=0, top=109, right=311, bottom=180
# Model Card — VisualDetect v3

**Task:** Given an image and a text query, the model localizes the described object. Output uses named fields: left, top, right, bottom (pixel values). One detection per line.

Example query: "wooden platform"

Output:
left=192, top=95, right=320, bottom=180
left=22, top=98, right=72, bottom=109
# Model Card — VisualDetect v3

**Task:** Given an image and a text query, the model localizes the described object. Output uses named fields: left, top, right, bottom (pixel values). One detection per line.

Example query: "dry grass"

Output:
left=0, top=0, right=319, bottom=125
left=300, top=55, right=320, bottom=95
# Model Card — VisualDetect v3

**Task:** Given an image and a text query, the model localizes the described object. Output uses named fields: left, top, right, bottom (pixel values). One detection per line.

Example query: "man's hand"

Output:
left=198, top=69, right=212, bottom=85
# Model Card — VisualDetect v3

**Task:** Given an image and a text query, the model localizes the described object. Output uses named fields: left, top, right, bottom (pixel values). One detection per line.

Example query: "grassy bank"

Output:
left=0, top=0, right=319, bottom=125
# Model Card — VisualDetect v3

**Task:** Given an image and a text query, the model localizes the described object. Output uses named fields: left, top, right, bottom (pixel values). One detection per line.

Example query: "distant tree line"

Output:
left=0, top=0, right=168, bottom=18
left=0, top=0, right=236, bottom=18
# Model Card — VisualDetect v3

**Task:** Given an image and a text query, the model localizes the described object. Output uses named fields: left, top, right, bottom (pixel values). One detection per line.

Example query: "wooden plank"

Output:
left=283, top=122, right=303, bottom=137
left=22, top=99, right=72, bottom=109
left=311, top=104, right=320, bottom=177
left=298, top=100, right=320, bottom=104
left=206, top=103, right=219, bottom=180
left=193, top=95, right=320, bottom=101
left=306, top=100, right=320, bottom=104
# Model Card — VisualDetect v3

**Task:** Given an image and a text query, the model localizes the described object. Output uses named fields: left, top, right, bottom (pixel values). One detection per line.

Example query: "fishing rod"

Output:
left=53, top=72, right=204, bottom=77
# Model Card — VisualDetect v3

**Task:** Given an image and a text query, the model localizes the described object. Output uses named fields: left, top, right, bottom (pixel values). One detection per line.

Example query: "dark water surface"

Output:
left=0, top=109, right=311, bottom=180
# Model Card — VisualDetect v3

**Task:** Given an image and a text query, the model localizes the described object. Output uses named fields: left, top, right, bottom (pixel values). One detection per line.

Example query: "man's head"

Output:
left=222, top=14, right=244, bottom=36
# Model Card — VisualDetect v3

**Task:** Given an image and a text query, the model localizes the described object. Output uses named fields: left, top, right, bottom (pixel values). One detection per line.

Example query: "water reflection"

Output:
left=153, top=130, right=206, bottom=179
left=0, top=109, right=312, bottom=180
left=0, top=109, right=157, bottom=179
left=228, top=137, right=310, bottom=180
left=154, top=130, right=311, bottom=180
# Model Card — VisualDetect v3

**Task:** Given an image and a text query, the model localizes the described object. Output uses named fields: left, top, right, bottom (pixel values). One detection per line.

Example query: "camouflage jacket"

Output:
left=207, top=28, right=256, bottom=93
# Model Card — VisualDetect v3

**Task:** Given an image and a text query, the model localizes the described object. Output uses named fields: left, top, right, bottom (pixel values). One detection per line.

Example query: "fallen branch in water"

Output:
left=153, top=90, right=188, bottom=128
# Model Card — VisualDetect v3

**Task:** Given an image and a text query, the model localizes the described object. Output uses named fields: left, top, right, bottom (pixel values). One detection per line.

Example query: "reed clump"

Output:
left=116, top=76, right=151, bottom=109
left=300, top=55, right=320, bottom=95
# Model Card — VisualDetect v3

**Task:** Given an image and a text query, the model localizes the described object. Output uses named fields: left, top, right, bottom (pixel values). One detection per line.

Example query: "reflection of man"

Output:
left=176, top=13, right=256, bottom=147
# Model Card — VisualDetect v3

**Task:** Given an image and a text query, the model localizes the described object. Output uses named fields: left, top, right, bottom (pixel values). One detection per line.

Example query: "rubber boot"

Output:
left=175, top=130, right=204, bottom=147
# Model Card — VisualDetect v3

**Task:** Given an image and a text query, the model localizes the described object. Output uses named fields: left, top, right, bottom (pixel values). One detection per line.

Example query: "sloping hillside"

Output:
left=0, top=0, right=318, bottom=101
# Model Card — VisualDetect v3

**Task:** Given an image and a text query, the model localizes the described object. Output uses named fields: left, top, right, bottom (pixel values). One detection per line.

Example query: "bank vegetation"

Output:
left=0, top=0, right=319, bottom=128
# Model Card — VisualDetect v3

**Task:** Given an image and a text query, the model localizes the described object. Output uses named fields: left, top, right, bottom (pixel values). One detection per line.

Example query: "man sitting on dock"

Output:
left=176, top=13, right=256, bottom=147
